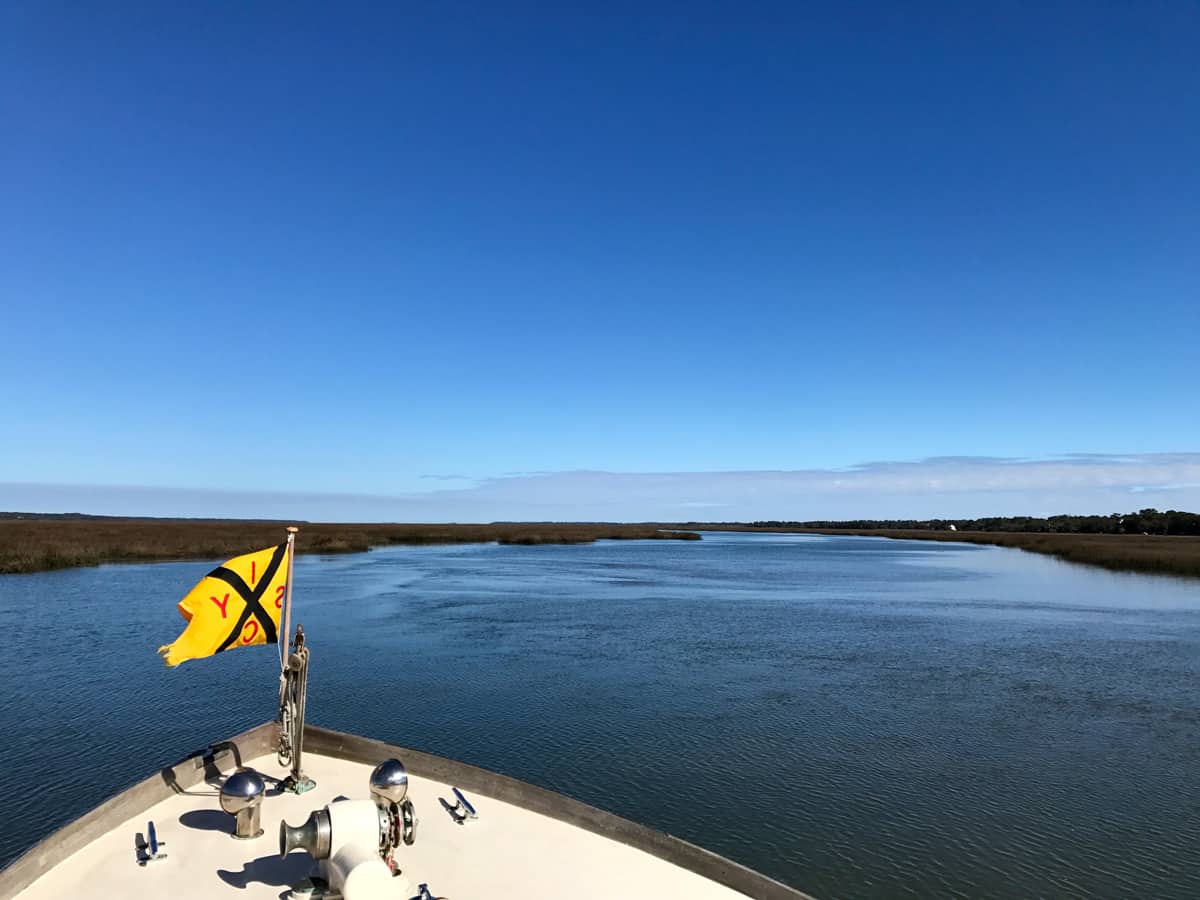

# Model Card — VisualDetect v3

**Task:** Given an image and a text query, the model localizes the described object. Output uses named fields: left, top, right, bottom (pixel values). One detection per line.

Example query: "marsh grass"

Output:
left=0, top=519, right=700, bottom=575
left=9, top=517, right=1190, bottom=579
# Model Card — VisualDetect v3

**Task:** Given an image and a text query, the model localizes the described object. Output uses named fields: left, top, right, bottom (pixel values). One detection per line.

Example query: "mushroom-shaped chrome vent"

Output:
left=369, top=758, right=409, bottom=806
left=219, top=768, right=266, bottom=839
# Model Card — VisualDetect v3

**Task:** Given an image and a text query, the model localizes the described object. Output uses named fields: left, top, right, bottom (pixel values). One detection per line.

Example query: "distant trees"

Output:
left=749, top=508, right=1200, bottom=536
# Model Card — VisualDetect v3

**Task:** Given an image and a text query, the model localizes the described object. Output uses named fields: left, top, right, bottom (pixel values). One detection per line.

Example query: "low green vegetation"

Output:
left=0, top=517, right=700, bottom=575
left=741, top=508, right=1200, bottom=536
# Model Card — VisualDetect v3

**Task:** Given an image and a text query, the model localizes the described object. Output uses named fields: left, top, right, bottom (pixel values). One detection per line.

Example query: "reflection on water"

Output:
left=1, top=533, right=1198, bottom=898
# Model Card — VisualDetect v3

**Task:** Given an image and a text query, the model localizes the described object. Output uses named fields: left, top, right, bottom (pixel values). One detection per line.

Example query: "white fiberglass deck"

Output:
left=13, top=751, right=765, bottom=900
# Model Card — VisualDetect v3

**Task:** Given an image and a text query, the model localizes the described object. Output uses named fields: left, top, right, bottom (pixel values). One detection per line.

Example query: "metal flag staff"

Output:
left=277, top=526, right=316, bottom=794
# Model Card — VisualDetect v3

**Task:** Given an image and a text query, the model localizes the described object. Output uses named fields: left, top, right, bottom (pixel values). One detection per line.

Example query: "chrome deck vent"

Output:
left=368, top=758, right=409, bottom=806
left=219, top=768, right=266, bottom=839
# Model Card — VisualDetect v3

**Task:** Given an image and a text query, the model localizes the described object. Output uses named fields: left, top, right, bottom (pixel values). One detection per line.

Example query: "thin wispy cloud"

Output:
left=3, top=453, right=1198, bottom=522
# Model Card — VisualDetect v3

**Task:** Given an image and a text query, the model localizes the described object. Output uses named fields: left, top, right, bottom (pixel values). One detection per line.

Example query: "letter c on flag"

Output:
left=241, top=619, right=260, bottom=644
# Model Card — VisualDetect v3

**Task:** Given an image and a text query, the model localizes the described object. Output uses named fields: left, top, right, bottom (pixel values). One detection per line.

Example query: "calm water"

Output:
left=1, top=533, right=1198, bottom=898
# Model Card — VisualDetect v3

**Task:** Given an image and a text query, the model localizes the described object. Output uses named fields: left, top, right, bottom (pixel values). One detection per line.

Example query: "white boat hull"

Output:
left=0, top=722, right=811, bottom=900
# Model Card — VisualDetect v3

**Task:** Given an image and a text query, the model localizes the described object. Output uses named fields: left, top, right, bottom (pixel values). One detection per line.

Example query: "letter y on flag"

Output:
left=158, top=544, right=289, bottom=667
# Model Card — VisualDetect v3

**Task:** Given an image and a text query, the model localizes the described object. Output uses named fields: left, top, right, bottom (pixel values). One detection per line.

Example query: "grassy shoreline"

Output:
left=0, top=519, right=700, bottom=575
left=688, top=525, right=1200, bottom=579
left=5, top=517, right=1199, bottom=579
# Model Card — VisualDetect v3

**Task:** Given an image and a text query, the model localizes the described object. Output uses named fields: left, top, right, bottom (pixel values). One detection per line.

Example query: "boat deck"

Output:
left=1, top=723, right=809, bottom=900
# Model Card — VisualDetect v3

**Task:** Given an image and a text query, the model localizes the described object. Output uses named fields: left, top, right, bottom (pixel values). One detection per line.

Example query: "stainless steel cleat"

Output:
left=438, top=787, right=477, bottom=824
left=451, top=787, right=478, bottom=819
left=137, top=820, right=167, bottom=865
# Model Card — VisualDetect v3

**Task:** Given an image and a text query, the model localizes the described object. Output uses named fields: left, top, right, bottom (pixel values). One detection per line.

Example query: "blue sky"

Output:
left=2, top=3, right=1198, bottom=520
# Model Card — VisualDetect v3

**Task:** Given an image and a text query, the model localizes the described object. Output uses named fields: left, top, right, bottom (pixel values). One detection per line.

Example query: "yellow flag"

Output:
left=158, top=544, right=290, bottom=667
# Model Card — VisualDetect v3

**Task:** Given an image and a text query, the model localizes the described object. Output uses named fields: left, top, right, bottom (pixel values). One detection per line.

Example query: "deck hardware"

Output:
left=376, top=797, right=415, bottom=866
left=219, top=768, right=266, bottom=839
left=440, top=787, right=477, bottom=824
left=439, top=796, right=467, bottom=825
left=370, top=759, right=409, bottom=805
left=287, top=876, right=336, bottom=900
left=284, top=800, right=397, bottom=897
left=401, top=798, right=416, bottom=845
left=370, top=759, right=416, bottom=864
left=137, top=820, right=167, bottom=865
left=451, top=787, right=477, bottom=819
left=280, top=807, right=333, bottom=860
left=278, top=626, right=316, bottom=794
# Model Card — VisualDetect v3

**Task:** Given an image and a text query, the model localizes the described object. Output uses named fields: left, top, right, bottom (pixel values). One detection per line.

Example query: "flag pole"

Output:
left=277, top=524, right=314, bottom=793
left=281, top=526, right=298, bottom=667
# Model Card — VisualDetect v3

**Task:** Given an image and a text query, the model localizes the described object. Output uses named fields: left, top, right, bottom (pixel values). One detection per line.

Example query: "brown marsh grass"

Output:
left=6, top=518, right=1196, bottom=580
left=0, top=519, right=699, bottom=575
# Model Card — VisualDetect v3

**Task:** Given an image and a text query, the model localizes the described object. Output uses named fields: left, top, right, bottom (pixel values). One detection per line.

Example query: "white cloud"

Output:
left=3, top=453, right=1199, bottom=521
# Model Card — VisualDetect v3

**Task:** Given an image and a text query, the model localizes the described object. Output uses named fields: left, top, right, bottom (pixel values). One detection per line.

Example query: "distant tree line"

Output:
left=748, top=509, right=1200, bottom=536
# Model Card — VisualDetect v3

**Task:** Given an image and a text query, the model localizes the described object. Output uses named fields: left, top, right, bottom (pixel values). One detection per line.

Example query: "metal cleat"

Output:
left=439, top=786, right=478, bottom=824
left=451, top=787, right=478, bottom=820
left=137, top=820, right=167, bottom=865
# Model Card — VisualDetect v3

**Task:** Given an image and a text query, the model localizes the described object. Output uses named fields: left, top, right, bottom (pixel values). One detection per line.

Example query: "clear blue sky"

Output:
left=2, top=3, right=1198, bottom=519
